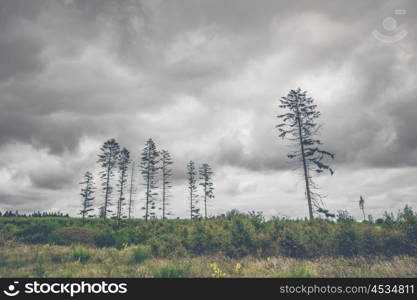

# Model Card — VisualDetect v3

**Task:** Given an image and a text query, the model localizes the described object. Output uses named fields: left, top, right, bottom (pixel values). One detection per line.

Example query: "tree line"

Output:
left=80, top=138, right=215, bottom=222
left=0, top=211, right=68, bottom=217
left=81, top=87, right=337, bottom=222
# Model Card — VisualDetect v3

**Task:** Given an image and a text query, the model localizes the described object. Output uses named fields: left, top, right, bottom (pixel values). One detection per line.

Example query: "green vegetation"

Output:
left=0, top=207, right=416, bottom=277
left=1, top=207, right=416, bottom=259
left=71, top=245, right=92, bottom=264
left=153, top=263, right=191, bottom=278
left=132, top=245, right=152, bottom=263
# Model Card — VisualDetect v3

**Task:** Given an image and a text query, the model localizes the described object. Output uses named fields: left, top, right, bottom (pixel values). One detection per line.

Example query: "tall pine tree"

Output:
left=80, top=171, right=95, bottom=223
left=116, top=147, right=130, bottom=225
left=276, top=88, right=334, bottom=220
left=127, top=161, right=135, bottom=220
left=199, top=163, right=214, bottom=219
left=160, top=150, right=173, bottom=219
left=140, top=138, right=159, bottom=221
left=187, top=160, right=200, bottom=219
left=97, top=138, right=120, bottom=219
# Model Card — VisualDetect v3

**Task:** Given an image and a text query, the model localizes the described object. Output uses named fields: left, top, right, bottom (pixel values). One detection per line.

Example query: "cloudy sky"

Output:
left=0, top=0, right=416, bottom=219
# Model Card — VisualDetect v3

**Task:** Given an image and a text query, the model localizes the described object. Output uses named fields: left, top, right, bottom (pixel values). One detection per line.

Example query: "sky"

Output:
left=0, top=0, right=416, bottom=219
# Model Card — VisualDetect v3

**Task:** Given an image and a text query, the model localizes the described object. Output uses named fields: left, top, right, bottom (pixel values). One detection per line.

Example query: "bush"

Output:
left=0, top=224, right=19, bottom=235
left=279, top=233, right=308, bottom=258
left=18, top=222, right=58, bottom=244
left=382, top=231, right=408, bottom=256
left=188, top=223, right=215, bottom=255
left=71, top=245, right=92, bottom=264
left=132, top=245, right=152, bottom=263
left=153, top=264, right=190, bottom=278
left=226, top=218, right=257, bottom=257
left=333, top=224, right=359, bottom=257
left=52, top=227, right=96, bottom=246
left=94, top=231, right=117, bottom=248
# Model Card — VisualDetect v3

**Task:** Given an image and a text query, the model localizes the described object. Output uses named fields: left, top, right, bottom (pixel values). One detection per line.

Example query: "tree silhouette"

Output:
left=359, top=195, right=366, bottom=221
left=277, top=88, right=334, bottom=220
left=79, top=171, right=95, bottom=223
left=187, top=160, right=200, bottom=219
left=199, top=163, right=214, bottom=218
left=140, top=138, right=159, bottom=221
left=160, top=150, right=173, bottom=219
left=97, top=138, right=120, bottom=219
left=127, top=161, right=135, bottom=220
left=116, top=147, right=130, bottom=225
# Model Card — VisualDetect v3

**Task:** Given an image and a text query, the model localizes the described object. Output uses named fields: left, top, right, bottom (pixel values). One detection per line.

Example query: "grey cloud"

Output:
left=29, top=168, right=75, bottom=190
left=0, top=0, right=416, bottom=218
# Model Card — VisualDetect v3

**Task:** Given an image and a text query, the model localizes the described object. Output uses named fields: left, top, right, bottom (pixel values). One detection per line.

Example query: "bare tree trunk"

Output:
left=117, top=169, right=125, bottom=228
left=296, top=102, right=314, bottom=220
left=145, top=148, right=150, bottom=221
left=204, top=185, right=207, bottom=219
left=103, top=158, right=111, bottom=219
left=128, top=162, right=134, bottom=219
left=162, top=175, right=166, bottom=220
left=82, top=192, right=87, bottom=225
left=190, top=188, right=193, bottom=220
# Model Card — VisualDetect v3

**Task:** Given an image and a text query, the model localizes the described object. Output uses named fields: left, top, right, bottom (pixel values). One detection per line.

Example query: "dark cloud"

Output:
left=0, top=0, right=416, bottom=218
left=28, top=164, right=76, bottom=190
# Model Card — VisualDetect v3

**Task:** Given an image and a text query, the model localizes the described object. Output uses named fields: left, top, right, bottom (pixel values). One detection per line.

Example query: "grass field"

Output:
left=1, top=244, right=417, bottom=278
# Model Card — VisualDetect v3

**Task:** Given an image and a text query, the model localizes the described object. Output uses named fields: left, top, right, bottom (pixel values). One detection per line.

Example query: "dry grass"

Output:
left=0, top=244, right=416, bottom=278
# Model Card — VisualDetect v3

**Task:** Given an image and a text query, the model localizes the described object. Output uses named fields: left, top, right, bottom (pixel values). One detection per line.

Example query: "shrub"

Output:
left=333, top=224, right=359, bottom=257
left=132, top=245, right=152, bottom=263
left=401, top=212, right=417, bottom=255
left=226, top=218, right=257, bottom=257
left=52, top=227, right=96, bottom=246
left=71, top=245, right=92, bottom=264
left=153, top=264, right=190, bottom=278
left=279, top=233, right=308, bottom=258
left=18, top=222, right=58, bottom=244
left=0, top=224, right=19, bottom=235
left=357, top=226, right=383, bottom=255
left=188, top=223, right=214, bottom=255
left=94, top=231, right=117, bottom=248
left=382, top=231, right=408, bottom=256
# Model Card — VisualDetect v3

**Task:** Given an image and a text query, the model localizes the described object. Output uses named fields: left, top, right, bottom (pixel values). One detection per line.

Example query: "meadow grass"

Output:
left=0, top=243, right=416, bottom=278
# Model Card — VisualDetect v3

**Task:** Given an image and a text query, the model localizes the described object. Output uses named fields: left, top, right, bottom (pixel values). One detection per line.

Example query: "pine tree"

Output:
left=140, top=138, right=159, bottom=221
left=97, top=138, right=120, bottom=219
left=80, top=171, right=95, bottom=223
left=359, top=195, right=366, bottom=221
left=199, top=163, right=214, bottom=218
left=160, top=150, right=173, bottom=219
left=187, top=160, right=200, bottom=219
left=116, top=148, right=130, bottom=225
left=276, top=88, right=334, bottom=220
left=128, top=161, right=135, bottom=220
